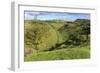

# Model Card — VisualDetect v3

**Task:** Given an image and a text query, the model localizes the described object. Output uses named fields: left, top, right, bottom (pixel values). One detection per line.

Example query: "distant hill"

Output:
left=74, top=19, right=90, bottom=23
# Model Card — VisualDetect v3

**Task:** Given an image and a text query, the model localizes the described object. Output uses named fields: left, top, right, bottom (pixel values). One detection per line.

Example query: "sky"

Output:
left=24, top=11, right=90, bottom=21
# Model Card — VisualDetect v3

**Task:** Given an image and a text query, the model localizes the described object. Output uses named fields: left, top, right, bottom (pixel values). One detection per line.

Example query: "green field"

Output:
left=25, top=45, right=90, bottom=61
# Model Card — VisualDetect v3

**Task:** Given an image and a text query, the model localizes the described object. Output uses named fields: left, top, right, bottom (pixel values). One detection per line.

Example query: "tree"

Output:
left=75, top=19, right=90, bottom=41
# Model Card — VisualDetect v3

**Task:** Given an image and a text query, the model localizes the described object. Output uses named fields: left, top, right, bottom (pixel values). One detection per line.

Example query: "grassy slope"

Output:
left=24, top=45, right=90, bottom=61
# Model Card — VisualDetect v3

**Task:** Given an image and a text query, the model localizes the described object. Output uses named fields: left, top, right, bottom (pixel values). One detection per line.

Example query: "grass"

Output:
left=24, top=45, right=90, bottom=61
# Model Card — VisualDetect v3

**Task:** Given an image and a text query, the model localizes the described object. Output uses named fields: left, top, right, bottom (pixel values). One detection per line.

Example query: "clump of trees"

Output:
left=58, top=19, right=90, bottom=46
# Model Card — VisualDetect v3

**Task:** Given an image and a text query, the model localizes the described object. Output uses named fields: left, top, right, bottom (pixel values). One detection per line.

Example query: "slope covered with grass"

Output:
left=25, top=45, right=90, bottom=61
left=24, top=19, right=90, bottom=61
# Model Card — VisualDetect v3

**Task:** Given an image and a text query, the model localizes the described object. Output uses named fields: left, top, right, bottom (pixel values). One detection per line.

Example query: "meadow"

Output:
left=25, top=45, right=90, bottom=61
left=24, top=19, right=90, bottom=61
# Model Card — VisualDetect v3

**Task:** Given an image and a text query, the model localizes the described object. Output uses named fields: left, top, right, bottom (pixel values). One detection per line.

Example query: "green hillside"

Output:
left=24, top=19, right=90, bottom=61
